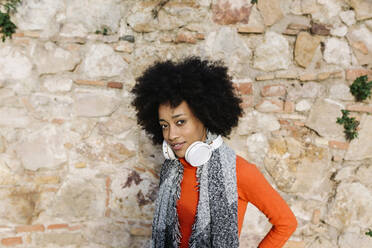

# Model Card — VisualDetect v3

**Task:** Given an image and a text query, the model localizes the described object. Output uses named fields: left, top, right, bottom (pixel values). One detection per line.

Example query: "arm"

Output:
left=236, top=156, right=297, bottom=248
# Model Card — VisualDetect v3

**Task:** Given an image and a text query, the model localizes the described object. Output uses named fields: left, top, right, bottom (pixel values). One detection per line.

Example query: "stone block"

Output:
left=255, top=99, right=284, bottom=113
left=324, top=37, right=351, bottom=67
left=305, top=98, right=345, bottom=140
left=348, top=0, right=372, bottom=21
left=294, top=32, right=321, bottom=68
left=257, top=0, right=283, bottom=26
left=253, top=32, right=290, bottom=71
left=261, top=84, right=286, bottom=97
left=79, top=43, right=128, bottom=79
left=212, top=0, right=251, bottom=25
left=345, top=115, right=372, bottom=160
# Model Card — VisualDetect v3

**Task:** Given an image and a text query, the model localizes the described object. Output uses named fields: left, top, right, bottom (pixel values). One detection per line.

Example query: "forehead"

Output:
left=158, top=101, right=192, bottom=119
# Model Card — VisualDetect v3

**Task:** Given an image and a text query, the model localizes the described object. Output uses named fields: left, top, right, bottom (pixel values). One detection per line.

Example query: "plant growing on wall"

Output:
left=251, top=0, right=258, bottom=4
left=336, top=109, right=359, bottom=141
left=350, top=75, right=372, bottom=102
left=0, top=0, right=21, bottom=42
left=366, top=229, right=372, bottom=237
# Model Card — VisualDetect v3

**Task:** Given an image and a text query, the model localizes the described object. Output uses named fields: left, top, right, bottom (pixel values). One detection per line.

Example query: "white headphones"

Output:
left=162, top=135, right=223, bottom=167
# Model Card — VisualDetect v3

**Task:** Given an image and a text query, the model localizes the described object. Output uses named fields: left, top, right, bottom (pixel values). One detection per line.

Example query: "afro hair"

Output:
left=131, top=56, right=243, bottom=145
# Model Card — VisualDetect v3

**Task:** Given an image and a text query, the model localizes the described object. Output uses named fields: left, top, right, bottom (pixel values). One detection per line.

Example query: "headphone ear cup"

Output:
left=185, top=141, right=212, bottom=167
left=162, top=140, right=176, bottom=160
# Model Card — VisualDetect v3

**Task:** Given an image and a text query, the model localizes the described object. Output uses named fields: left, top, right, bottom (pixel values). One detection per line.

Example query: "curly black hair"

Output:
left=131, top=56, right=243, bottom=145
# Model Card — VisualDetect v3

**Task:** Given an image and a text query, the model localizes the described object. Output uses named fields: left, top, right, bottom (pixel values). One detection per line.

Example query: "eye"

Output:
left=160, top=123, right=168, bottom=129
left=176, top=120, right=185, bottom=125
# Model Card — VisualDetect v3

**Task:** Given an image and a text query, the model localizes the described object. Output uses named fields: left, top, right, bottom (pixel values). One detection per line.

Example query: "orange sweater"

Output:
left=177, top=155, right=297, bottom=248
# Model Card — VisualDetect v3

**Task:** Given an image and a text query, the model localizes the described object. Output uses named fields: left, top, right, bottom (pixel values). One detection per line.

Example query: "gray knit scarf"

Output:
left=151, top=133, right=239, bottom=248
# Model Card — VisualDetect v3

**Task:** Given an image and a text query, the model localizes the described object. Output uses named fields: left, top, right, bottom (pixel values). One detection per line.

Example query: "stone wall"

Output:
left=0, top=0, right=371, bottom=247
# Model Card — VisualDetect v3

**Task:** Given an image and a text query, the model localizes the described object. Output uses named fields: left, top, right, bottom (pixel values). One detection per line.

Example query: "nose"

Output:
left=167, top=125, right=179, bottom=141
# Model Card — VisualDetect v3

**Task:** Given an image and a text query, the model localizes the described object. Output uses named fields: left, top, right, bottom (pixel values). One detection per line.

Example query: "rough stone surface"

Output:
left=246, top=133, right=269, bottom=165
left=348, top=0, right=372, bottom=21
left=73, top=92, right=120, bottom=117
left=295, top=99, right=312, bottom=112
left=338, top=232, right=372, bottom=248
left=238, top=5, right=265, bottom=33
left=253, top=32, right=290, bottom=71
left=0, top=45, right=33, bottom=81
left=83, top=222, right=131, bottom=247
left=323, top=37, right=351, bottom=67
left=33, top=42, right=81, bottom=75
left=65, top=0, right=123, bottom=32
left=0, top=107, right=30, bottom=128
left=340, top=10, right=356, bottom=26
left=212, top=0, right=252, bottom=25
left=79, top=43, right=128, bottom=79
left=49, top=175, right=106, bottom=221
left=1, top=0, right=371, bottom=247
left=14, top=0, right=64, bottom=37
left=305, top=98, right=345, bottom=140
left=16, top=125, right=67, bottom=171
left=327, top=182, right=372, bottom=230
left=345, top=115, right=372, bottom=161
left=204, top=27, right=251, bottom=75
left=43, top=75, right=73, bottom=92
left=295, top=32, right=321, bottom=68
left=264, top=136, right=332, bottom=200
left=329, top=83, right=354, bottom=101
left=347, top=25, right=372, bottom=66
left=237, top=111, right=280, bottom=135
left=257, top=0, right=283, bottom=26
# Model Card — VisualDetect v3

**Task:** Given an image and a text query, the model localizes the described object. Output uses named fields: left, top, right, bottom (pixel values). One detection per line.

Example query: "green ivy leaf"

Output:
left=350, top=75, right=372, bottom=101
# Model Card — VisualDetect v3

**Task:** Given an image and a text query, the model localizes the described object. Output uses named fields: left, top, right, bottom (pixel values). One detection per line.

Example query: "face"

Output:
left=158, top=101, right=206, bottom=158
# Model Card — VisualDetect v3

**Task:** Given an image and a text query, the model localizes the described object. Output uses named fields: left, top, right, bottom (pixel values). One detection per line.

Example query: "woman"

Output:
left=131, top=57, right=297, bottom=248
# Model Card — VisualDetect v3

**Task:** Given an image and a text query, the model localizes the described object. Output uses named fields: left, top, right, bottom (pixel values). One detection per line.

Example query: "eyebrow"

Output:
left=159, top=114, right=185, bottom=122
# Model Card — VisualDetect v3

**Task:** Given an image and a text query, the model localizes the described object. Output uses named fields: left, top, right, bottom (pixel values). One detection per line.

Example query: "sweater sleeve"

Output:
left=236, top=156, right=297, bottom=248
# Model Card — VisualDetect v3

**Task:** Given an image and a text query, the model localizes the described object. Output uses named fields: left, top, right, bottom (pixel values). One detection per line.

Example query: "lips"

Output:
left=171, top=142, right=186, bottom=150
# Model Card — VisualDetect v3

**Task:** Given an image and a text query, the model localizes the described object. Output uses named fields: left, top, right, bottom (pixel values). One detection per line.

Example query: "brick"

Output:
left=275, top=71, right=297, bottom=79
left=34, top=176, right=60, bottom=185
left=68, top=225, right=82, bottom=231
left=16, top=224, right=45, bottom=233
left=284, top=101, right=295, bottom=113
left=311, top=23, right=330, bottom=36
left=195, top=33, right=205, bottom=40
left=12, top=32, right=25, bottom=38
left=1, top=237, right=23, bottom=246
left=299, top=73, right=317, bottom=81
left=23, top=30, right=41, bottom=38
left=107, top=82, right=123, bottom=89
left=261, top=84, right=286, bottom=97
left=237, top=83, right=253, bottom=95
left=256, top=74, right=275, bottom=81
left=75, top=162, right=86, bottom=168
left=330, top=70, right=343, bottom=79
left=317, top=72, right=330, bottom=81
left=175, top=33, right=197, bottom=44
left=255, top=99, right=284, bottom=112
left=293, top=121, right=305, bottom=126
left=329, top=140, right=349, bottom=150
left=351, top=41, right=369, bottom=55
left=75, top=80, right=105, bottom=87
left=332, top=155, right=343, bottom=162
left=52, top=119, right=64, bottom=125
left=346, top=104, right=372, bottom=113
left=283, top=240, right=305, bottom=248
left=237, top=26, right=265, bottom=34
left=47, top=224, right=69, bottom=230
left=346, top=69, right=372, bottom=81
left=311, top=209, right=321, bottom=224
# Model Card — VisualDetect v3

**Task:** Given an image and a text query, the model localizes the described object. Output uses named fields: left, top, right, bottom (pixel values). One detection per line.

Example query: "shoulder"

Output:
left=236, top=155, right=258, bottom=174
left=235, top=155, right=267, bottom=184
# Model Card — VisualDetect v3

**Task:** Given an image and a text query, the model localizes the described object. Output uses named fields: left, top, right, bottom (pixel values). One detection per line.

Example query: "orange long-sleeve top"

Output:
left=177, top=155, right=297, bottom=248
